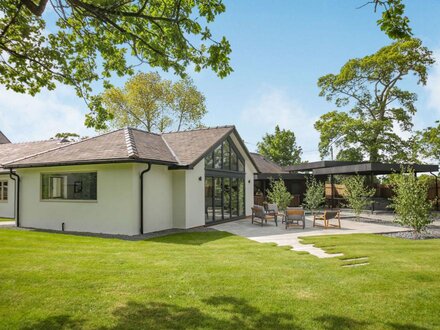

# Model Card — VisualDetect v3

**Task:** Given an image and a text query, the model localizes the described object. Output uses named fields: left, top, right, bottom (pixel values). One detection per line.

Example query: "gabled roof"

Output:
left=162, top=126, right=234, bottom=166
left=0, top=139, right=69, bottom=171
left=0, top=131, right=11, bottom=144
left=2, top=126, right=257, bottom=170
left=250, top=153, right=287, bottom=174
left=3, top=129, right=177, bottom=168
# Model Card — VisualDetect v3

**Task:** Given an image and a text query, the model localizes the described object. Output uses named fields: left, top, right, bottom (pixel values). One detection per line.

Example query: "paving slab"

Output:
left=213, top=217, right=407, bottom=258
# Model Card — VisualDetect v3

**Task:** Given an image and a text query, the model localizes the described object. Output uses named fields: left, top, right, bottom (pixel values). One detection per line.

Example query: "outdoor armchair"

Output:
left=313, top=210, right=341, bottom=229
left=251, top=205, right=278, bottom=226
left=285, top=208, right=305, bottom=230
left=266, top=203, right=286, bottom=223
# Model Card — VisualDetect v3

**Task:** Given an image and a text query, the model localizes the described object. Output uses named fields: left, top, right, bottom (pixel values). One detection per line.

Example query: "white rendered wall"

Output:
left=17, top=163, right=139, bottom=235
left=0, top=174, right=15, bottom=219
left=139, top=164, right=174, bottom=233
left=184, top=159, right=205, bottom=228
left=172, top=170, right=186, bottom=229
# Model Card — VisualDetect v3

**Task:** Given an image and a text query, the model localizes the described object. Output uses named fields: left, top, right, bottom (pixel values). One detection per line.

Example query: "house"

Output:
left=251, top=153, right=306, bottom=206
left=0, top=126, right=258, bottom=235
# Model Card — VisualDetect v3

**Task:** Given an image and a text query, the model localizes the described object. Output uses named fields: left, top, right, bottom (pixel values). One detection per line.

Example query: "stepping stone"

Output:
left=341, top=257, right=368, bottom=262
left=342, top=262, right=369, bottom=267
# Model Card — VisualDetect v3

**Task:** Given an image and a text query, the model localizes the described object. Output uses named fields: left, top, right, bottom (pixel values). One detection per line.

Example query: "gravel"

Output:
left=383, top=228, right=440, bottom=240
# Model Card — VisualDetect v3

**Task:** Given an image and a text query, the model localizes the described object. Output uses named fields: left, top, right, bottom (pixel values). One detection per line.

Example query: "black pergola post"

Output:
left=330, top=174, right=334, bottom=209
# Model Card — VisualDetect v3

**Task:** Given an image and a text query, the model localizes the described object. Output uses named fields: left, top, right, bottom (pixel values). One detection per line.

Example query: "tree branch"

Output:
left=21, top=0, right=49, bottom=16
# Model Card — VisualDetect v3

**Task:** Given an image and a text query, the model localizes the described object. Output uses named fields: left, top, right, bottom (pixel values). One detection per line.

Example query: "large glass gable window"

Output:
left=205, top=137, right=246, bottom=223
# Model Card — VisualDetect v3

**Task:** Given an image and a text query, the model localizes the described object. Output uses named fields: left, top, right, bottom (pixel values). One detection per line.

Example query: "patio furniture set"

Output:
left=251, top=204, right=341, bottom=230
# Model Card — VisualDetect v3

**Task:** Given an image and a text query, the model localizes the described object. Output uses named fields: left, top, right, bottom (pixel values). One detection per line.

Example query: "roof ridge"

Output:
left=124, top=128, right=139, bottom=158
left=127, top=127, right=162, bottom=136
left=2, top=129, right=125, bottom=166
left=2, top=138, right=63, bottom=145
left=162, top=125, right=235, bottom=135
left=160, top=134, right=181, bottom=165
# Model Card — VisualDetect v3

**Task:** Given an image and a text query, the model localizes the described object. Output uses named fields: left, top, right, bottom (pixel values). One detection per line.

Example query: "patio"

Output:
left=213, top=214, right=409, bottom=258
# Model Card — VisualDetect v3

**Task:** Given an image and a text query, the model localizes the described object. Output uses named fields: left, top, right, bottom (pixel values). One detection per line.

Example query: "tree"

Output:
left=369, top=0, right=412, bottom=40
left=0, top=0, right=231, bottom=129
left=390, top=168, right=433, bottom=236
left=101, top=72, right=206, bottom=133
left=257, top=126, right=302, bottom=167
left=342, top=175, right=376, bottom=220
left=303, top=177, right=325, bottom=214
left=315, top=38, right=434, bottom=163
left=418, top=121, right=440, bottom=162
left=266, top=178, right=292, bottom=211
left=170, top=78, right=207, bottom=131
left=336, top=148, right=364, bottom=162
left=52, top=132, right=84, bottom=142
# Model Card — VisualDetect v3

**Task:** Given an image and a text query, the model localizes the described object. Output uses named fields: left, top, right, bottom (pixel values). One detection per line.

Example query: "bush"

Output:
left=342, top=175, right=376, bottom=219
left=267, top=178, right=292, bottom=211
left=303, top=177, right=325, bottom=214
left=390, top=168, right=433, bottom=235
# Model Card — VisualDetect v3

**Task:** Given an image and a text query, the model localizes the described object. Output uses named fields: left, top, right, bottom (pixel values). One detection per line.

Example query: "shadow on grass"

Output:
left=388, top=323, right=429, bottom=330
left=146, top=231, right=235, bottom=246
left=21, top=315, right=84, bottom=330
left=100, top=296, right=303, bottom=329
left=314, top=314, right=369, bottom=329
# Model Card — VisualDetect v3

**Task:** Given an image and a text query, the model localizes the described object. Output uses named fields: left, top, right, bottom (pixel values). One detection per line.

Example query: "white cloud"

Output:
left=238, top=87, right=320, bottom=161
left=0, top=86, right=95, bottom=142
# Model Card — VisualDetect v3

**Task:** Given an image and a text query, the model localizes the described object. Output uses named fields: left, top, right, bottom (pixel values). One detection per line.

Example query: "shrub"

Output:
left=267, top=178, right=292, bottom=211
left=342, top=175, right=376, bottom=220
left=390, top=168, right=433, bottom=235
left=303, top=177, right=325, bottom=214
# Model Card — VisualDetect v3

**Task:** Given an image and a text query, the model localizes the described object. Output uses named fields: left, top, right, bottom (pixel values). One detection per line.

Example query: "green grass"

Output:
left=0, top=229, right=439, bottom=329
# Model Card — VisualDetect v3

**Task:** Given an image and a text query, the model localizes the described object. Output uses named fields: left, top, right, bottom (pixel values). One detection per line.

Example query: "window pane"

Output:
left=238, top=178, right=245, bottom=216
left=223, top=140, right=230, bottom=170
left=231, top=178, right=238, bottom=218
left=0, top=181, right=7, bottom=201
left=205, top=177, right=214, bottom=223
left=205, top=152, right=213, bottom=169
left=42, top=173, right=97, bottom=200
left=223, top=177, right=231, bottom=219
left=230, top=148, right=238, bottom=171
left=214, top=145, right=222, bottom=169
left=238, top=159, right=245, bottom=172
left=214, top=177, right=223, bottom=221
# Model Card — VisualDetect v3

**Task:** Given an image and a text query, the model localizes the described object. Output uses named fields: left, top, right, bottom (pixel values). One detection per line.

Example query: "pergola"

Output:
left=285, top=161, right=439, bottom=210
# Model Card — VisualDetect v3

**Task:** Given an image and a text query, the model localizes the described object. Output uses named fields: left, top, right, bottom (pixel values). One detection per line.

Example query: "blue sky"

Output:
left=1, top=1, right=440, bottom=161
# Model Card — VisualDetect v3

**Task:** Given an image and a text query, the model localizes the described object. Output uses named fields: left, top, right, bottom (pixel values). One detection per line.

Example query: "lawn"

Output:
left=0, top=229, right=439, bottom=329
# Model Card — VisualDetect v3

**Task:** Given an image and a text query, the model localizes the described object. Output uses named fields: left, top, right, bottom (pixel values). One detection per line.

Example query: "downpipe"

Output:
left=9, top=169, right=20, bottom=227
left=140, top=163, right=152, bottom=234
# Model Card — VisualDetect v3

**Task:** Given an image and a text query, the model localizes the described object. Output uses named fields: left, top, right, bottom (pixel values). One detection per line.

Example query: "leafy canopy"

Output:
left=303, top=177, right=325, bottom=212
left=371, top=0, right=412, bottom=40
left=257, top=125, right=302, bottom=167
left=266, top=178, right=292, bottom=211
left=390, top=168, right=433, bottom=234
left=0, top=0, right=231, bottom=129
left=102, top=72, right=206, bottom=133
left=342, top=175, right=376, bottom=219
left=315, top=38, right=434, bottom=162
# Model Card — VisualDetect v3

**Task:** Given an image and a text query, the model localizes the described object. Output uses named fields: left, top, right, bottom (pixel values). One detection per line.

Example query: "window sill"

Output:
left=40, top=199, right=97, bottom=203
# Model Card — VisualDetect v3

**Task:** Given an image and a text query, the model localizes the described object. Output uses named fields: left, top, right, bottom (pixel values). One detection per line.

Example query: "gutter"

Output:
left=140, top=162, right=152, bottom=234
left=9, top=169, right=20, bottom=227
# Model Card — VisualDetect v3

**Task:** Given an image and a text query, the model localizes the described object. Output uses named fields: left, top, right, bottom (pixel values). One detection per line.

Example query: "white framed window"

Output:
left=0, top=180, right=8, bottom=201
left=41, top=172, right=97, bottom=201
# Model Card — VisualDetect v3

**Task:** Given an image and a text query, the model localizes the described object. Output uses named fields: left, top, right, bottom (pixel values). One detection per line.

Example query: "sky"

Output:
left=1, top=1, right=440, bottom=161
